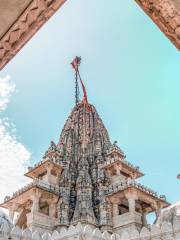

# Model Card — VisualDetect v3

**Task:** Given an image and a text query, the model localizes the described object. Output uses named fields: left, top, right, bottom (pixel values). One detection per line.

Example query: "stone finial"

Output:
left=51, top=231, right=60, bottom=240
left=76, top=222, right=84, bottom=233
left=92, top=228, right=102, bottom=238
left=22, top=228, right=32, bottom=240
left=42, top=232, right=52, bottom=240
left=67, top=225, right=77, bottom=235
left=111, top=233, right=121, bottom=240
left=102, top=231, right=111, bottom=240
left=121, top=230, right=130, bottom=240
left=83, top=224, right=93, bottom=234
left=151, top=224, right=161, bottom=236
left=140, top=227, right=150, bottom=238
left=161, top=221, right=173, bottom=233
left=32, top=231, right=42, bottom=240
left=59, top=228, right=67, bottom=238
left=10, top=226, right=22, bottom=238
left=129, top=228, right=139, bottom=239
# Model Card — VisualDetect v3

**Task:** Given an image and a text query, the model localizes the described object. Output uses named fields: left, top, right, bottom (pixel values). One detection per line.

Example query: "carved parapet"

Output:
left=135, top=0, right=180, bottom=50
left=0, top=220, right=180, bottom=240
left=0, top=0, right=66, bottom=70
left=106, top=179, right=159, bottom=198
left=0, top=179, right=59, bottom=207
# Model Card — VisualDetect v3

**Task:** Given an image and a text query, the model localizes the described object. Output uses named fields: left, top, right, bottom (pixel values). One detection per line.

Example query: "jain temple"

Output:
left=0, top=61, right=180, bottom=240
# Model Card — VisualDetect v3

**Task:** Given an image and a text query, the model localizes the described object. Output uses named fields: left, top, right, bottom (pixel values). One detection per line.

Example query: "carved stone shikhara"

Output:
left=0, top=100, right=172, bottom=235
left=135, top=0, right=180, bottom=50
left=0, top=0, right=66, bottom=70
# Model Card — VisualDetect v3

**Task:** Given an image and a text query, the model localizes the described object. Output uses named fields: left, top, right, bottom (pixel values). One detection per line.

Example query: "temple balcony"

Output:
left=26, top=211, right=59, bottom=232
left=106, top=179, right=159, bottom=198
left=25, top=159, right=63, bottom=186
left=106, top=143, right=125, bottom=158
left=11, top=179, right=59, bottom=201
left=112, top=211, right=142, bottom=229
left=0, top=179, right=60, bottom=232
left=106, top=179, right=169, bottom=234
left=103, top=155, right=144, bottom=181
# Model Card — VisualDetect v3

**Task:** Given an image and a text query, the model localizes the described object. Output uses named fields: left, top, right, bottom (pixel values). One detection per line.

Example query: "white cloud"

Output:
left=0, top=76, right=31, bottom=203
left=0, top=75, right=15, bottom=111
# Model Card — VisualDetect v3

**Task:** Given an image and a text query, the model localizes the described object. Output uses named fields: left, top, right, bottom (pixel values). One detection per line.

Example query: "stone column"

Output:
left=128, top=198, right=136, bottom=213
left=31, top=190, right=41, bottom=214
left=142, top=211, right=148, bottom=227
left=8, top=203, right=18, bottom=221
left=151, top=202, right=161, bottom=223
left=125, top=191, right=138, bottom=214
left=56, top=168, right=63, bottom=186
left=47, top=198, right=57, bottom=218
left=8, top=206, right=15, bottom=221
left=45, top=163, right=53, bottom=183
left=112, top=203, right=119, bottom=217
left=155, top=208, right=161, bottom=221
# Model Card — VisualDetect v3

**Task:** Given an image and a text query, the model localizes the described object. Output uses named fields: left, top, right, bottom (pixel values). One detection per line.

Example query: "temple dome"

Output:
left=156, top=201, right=180, bottom=226
left=0, top=208, right=13, bottom=232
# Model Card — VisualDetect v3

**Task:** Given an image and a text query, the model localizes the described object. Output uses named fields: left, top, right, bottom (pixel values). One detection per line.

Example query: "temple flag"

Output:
left=71, top=56, right=81, bottom=71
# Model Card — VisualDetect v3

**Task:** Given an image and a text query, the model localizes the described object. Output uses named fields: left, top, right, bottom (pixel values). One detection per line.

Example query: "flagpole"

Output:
left=75, top=66, right=78, bottom=105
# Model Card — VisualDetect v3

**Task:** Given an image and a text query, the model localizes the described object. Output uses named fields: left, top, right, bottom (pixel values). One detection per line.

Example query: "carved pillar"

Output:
left=47, top=198, right=57, bottom=218
left=128, top=198, right=136, bottom=213
left=142, top=211, right=148, bottom=227
left=31, top=189, right=41, bottom=214
left=9, top=203, right=17, bottom=221
left=45, top=163, right=53, bottom=183
left=112, top=203, right=119, bottom=217
left=155, top=208, right=161, bottom=221
left=151, top=202, right=161, bottom=222
left=125, top=191, right=138, bottom=214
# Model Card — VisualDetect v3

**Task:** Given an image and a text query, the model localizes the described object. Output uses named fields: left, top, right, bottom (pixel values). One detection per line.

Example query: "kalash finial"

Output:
left=71, top=57, right=91, bottom=111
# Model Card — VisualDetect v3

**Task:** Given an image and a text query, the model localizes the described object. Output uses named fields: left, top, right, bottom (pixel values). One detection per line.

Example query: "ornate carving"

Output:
left=135, top=0, right=180, bottom=50
left=57, top=102, right=112, bottom=230
left=0, top=0, right=66, bottom=70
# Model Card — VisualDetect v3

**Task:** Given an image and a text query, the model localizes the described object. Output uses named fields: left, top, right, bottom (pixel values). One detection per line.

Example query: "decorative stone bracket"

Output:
left=135, top=0, right=180, bottom=50
left=0, top=0, right=179, bottom=71
left=0, top=0, right=66, bottom=70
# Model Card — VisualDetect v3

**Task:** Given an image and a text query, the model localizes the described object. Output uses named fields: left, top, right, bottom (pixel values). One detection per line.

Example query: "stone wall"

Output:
left=0, top=218, right=180, bottom=240
left=135, top=0, right=180, bottom=50
left=0, top=0, right=66, bottom=70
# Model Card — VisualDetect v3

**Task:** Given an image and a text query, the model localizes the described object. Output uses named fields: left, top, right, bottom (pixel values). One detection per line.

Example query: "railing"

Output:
left=3, top=179, right=59, bottom=202
left=112, top=211, right=142, bottom=228
left=103, top=155, right=140, bottom=172
left=28, top=157, right=63, bottom=172
left=106, top=178, right=163, bottom=199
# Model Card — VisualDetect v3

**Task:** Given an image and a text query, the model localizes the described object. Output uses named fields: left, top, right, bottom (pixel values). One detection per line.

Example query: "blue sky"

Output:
left=0, top=0, right=180, bottom=205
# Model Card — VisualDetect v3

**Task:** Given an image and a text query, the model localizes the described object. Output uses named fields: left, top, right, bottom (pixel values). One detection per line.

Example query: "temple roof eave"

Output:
left=106, top=182, right=170, bottom=209
left=0, top=179, right=59, bottom=209
left=24, top=159, right=63, bottom=179
left=0, top=0, right=66, bottom=70
left=103, top=159, right=144, bottom=179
